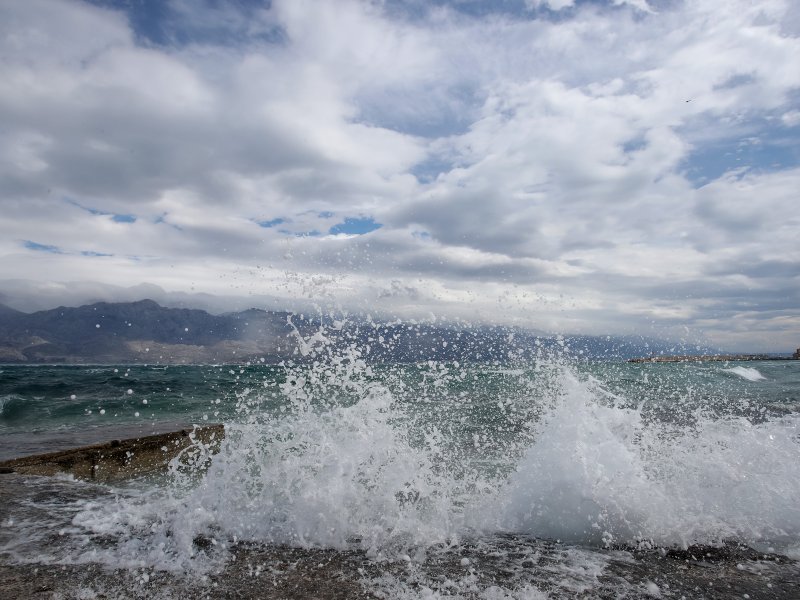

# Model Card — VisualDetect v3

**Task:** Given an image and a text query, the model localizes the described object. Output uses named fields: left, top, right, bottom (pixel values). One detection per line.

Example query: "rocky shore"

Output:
left=0, top=501, right=798, bottom=600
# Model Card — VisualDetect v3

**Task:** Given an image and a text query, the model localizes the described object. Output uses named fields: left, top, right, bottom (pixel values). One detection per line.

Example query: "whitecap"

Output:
left=724, top=366, right=766, bottom=382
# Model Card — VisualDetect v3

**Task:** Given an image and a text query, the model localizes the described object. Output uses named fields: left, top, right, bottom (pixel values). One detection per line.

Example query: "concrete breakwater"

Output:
left=629, top=351, right=800, bottom=363
left=0, top=424, right=224, bottom=482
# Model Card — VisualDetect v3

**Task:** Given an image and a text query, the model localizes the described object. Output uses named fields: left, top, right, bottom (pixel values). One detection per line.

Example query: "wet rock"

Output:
left=0, top=424, right=224, bottom=482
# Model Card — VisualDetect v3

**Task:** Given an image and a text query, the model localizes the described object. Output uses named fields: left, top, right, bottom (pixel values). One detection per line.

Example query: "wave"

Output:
left=489, top=370, right=800, bottom=549
left=724, top=366, right=766, bottom=382
left=66, top=356, right=800, bottom=574
left=0, top=394, right=29, bottom=421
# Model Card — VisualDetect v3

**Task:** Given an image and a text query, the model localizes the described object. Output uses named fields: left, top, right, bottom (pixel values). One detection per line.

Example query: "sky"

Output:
left=1, top=0, right=799, bottom=352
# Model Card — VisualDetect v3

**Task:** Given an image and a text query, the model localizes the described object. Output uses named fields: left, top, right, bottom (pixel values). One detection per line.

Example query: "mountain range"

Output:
left=0, top=299, right=686, bottom=364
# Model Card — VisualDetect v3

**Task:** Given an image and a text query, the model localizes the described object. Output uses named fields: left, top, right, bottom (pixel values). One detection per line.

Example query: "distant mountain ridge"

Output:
left=0, top=299, right=685, bottom=364
left=0, top=300, right=295, bottom=364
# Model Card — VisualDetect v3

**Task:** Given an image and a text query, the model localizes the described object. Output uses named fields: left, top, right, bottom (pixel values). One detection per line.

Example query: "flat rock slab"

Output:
left=1, top=538, right=798, bottom=599
left=0, top=424, right=224, bottom=481
left=0, top=472, right=798, bottom=599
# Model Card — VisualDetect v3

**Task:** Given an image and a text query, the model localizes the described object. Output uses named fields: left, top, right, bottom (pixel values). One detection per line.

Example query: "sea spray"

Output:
left=65, top=326, right=555, bottom=571
left=56, top=329, right=800, bottom=584
left=725, top=365, right=767, bottom=381
left=485, top=369, right=666, bottom=546
left=491, top=368, right=800, bottom=551
left=150, top=338, right=504, bottom=561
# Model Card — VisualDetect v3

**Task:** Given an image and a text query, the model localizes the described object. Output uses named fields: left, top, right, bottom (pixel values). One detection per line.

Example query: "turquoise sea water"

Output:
left=2, top=359, right=798, bottom=456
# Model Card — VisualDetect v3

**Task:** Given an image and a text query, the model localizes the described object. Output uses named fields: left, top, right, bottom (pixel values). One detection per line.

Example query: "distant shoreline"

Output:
left=628, top=354, right=798, bottom=363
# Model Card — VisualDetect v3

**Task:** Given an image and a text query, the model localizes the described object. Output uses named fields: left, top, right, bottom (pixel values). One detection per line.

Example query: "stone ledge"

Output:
left=0, top=424, right=224, bottom=482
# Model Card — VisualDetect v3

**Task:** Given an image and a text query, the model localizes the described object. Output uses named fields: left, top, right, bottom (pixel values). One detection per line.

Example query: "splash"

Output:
left=64, top=329, right=800, bottom=576
left=489, top=369, right=800, bottom=550
left=724, top=366, right=766, bottom=382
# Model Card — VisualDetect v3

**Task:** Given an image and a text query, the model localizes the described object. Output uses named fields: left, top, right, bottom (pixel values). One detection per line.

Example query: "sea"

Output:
left=1, top=337, right=800, bottom=598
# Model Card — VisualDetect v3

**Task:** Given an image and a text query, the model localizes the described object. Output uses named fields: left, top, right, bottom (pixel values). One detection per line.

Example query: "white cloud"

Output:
left=615, top=0, right=653, bottom=13
left=1, top=0, right=131, bottom=63
left=0, top=0, right=798, bottom=351
left=783, top=110, right=800, bottom=127
left=525, top=0, right=576, bottom=11
left=526, top=0, right=652, bottom=14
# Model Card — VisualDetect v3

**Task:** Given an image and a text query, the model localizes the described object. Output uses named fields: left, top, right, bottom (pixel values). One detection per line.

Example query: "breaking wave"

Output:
left=67, top=349, right=800, bottom=573
left=724, top=366, right=767, bottom=382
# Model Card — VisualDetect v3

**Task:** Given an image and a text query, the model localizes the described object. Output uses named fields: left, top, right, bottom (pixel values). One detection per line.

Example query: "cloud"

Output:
left=783, top=109, right=800, bottom=127
left=527, top=0, right=652, bottom=11
left=525, top=0, right=577, bottom=12
left=0, top=0, right=798, bottom=351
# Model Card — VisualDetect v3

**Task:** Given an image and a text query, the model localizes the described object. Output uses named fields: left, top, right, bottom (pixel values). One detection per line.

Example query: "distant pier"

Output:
left=629, top=349, right=800, bottom=364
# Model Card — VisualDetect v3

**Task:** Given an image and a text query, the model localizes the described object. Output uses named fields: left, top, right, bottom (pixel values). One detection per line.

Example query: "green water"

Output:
left=2, top=359, right=798, bottom=460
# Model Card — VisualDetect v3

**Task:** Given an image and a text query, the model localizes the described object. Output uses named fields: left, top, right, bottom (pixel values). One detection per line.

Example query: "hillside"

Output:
left=0, top=300, right=295, bottom=364
left=0, top=300, right=681, bottom=364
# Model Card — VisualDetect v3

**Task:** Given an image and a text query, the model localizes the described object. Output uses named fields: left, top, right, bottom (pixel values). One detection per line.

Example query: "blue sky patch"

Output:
left=81, top=250, right=113, bottom=257
left=680, top=106, right=800, bottom=187
left=112, top=214, right=136, bottom=223
left=682, top=130, right=800, bottom=187
left=329, top=217, right=382, bottom=236
left=87, top=0, right=286, bottom=48
left=67, top=199, right=137, bottom=223
left=257, top=217, right=286, bottom=228
left=24, top=240, right=63, bottom=254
